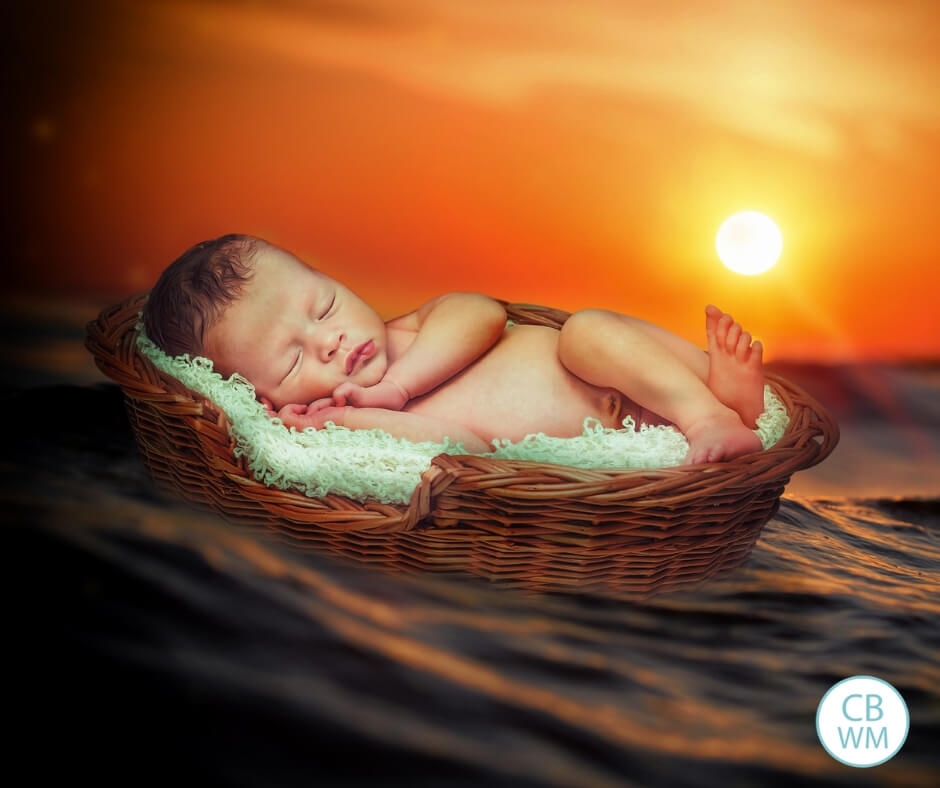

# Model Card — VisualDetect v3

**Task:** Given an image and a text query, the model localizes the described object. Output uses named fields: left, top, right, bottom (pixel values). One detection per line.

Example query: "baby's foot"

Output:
left=683, top=411, right=763, bottom=465
left=705, top=305, right=765, bottom=429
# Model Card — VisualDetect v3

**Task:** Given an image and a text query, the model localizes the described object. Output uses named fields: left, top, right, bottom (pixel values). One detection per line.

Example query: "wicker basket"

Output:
left=86, top=293, right=838, bottom=598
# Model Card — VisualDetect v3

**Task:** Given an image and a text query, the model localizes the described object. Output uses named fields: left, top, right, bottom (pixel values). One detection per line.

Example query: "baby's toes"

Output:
left=707, top=317, right=721, bottom=355
left=715, top=313, right=733, bottom=349
left=705, top=305, right=722, bottom=337
left=736, top=331, right=751, bottom=361
left=748, top=339, right=764, bottom=368
left=726, top=322, right=742, bottom=353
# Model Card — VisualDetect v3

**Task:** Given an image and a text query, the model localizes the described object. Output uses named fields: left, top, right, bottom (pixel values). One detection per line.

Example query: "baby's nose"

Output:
left=312, top=326, right=345, bottom=360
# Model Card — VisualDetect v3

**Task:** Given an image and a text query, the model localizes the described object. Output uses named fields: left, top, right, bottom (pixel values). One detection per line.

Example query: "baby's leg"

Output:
left=612, top=314, right=710, bottom=383
left=616, top=308, right=765, bottom=428
left=558, top=310, right=761, bottom=464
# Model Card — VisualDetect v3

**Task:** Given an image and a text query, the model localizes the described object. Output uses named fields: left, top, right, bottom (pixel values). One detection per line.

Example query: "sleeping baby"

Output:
left=143, top=234, right=767, bottom=464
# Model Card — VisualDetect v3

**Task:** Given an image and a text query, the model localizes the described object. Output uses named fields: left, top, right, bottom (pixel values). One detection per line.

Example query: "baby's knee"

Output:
left=558, top=309, right=614, bottom=361
left=561, top=308, right=616, bottom=338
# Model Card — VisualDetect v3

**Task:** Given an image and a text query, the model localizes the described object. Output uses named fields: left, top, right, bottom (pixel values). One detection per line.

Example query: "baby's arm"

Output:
left=275, top=403, right=492, bottom=454
left=333, top=293, right=506, bottom=409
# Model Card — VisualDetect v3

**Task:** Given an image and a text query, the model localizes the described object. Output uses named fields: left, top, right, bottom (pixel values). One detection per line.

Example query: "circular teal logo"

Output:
left=816, top=676, right=909, bottom=767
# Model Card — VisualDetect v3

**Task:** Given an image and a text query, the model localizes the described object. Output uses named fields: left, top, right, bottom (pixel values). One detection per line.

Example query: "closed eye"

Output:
left=319, top=295, right=336, bottom=320
left=281, top=349, right=301, bottom=383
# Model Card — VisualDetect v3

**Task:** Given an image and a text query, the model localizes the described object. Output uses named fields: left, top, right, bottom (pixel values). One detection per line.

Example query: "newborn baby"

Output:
left=144, top=234, right=766, bottom=464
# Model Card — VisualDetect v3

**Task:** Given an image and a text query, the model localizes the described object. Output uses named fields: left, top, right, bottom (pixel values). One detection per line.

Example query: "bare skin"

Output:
left=270, top=304, right=766, bottom=465
left=570, top=305, right=767, bottom=463
left=555, top=308, right=764, bottom=465
left=704, top=305, right=765, bottom=429
left=204, top=244, right=767, bottom=464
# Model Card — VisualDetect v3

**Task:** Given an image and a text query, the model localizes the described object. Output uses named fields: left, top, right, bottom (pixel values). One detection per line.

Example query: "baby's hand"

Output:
left=332, top=379, right=409, bottom=410
left=261, top=397, right=348, bottom=430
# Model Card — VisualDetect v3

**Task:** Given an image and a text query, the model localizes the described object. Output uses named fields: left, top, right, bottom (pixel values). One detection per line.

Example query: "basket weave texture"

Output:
left=87, top=293, right=838, bottom=597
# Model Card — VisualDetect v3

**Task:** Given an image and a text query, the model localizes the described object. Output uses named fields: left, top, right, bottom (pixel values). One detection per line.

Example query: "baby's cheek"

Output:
left=363, top=356, right=388, bottom=386
left=290, top=373, right=331, bottom=404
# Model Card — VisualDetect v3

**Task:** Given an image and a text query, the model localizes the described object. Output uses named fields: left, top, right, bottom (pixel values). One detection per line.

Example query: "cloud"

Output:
left=146, top=0, right=939, bottom=160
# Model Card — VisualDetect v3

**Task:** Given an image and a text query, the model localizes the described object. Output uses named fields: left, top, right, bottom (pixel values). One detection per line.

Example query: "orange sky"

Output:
left=8, top=0, right=940, bottom=361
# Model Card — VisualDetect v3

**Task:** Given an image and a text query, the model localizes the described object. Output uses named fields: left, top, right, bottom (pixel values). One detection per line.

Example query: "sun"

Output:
left=716, top=211, right=783, bottom=275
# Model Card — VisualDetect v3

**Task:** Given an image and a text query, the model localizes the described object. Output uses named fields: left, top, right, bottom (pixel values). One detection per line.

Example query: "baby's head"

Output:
left=144, top=235, right=389, bottom=408
left=143, top=233, right=258, bottom=360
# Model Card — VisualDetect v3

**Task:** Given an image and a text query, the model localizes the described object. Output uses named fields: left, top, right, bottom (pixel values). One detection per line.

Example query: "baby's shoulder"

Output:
left=384, top=311, right=420, bottom=333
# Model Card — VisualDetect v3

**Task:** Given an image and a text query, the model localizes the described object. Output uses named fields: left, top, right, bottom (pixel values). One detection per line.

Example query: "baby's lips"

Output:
left=346, top=339, right=375, bottom=374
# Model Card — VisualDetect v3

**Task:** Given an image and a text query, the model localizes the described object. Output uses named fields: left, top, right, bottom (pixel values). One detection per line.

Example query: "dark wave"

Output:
left=3, top=384, right=939, bottom=787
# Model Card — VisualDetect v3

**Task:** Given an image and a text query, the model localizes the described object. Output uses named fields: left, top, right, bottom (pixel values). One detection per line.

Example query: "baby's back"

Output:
left=402, top=324, right=625, bottom=443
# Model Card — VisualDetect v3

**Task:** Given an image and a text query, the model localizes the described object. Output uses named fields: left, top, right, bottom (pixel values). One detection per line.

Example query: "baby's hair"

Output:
left=143, top=233, right=263, bottom=358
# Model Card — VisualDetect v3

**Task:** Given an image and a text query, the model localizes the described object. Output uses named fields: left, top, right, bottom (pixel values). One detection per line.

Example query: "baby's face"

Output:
left=204, top=245, right=389, bottom=409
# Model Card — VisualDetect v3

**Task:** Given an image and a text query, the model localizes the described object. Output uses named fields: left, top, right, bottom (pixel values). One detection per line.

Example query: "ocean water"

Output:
left=2, top=298, right=939, bottom=786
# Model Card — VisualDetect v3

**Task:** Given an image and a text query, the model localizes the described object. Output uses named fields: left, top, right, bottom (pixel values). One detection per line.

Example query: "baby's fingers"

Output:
left=308, top=406, right=348, bottom=429
left=272, top=403, right=313, bottom=430
left=332, top=382, right=363, bottom=406
left=276, top=403, right=309, bottom=419
left=308, top=397, right=336, bottom=412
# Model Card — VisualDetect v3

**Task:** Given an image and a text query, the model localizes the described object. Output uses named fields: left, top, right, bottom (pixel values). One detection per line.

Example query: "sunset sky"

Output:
left=8, top=0, right=940, bottom=361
